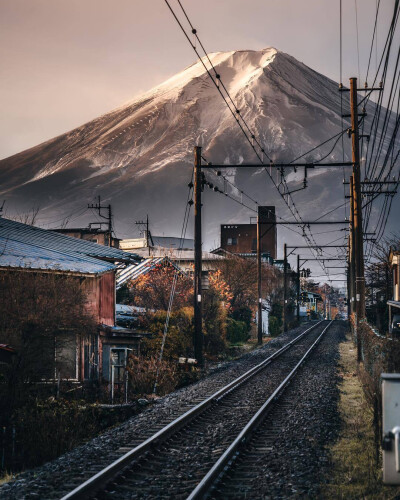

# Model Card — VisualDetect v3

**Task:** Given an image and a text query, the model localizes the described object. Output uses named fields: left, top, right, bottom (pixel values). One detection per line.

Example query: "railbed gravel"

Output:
left=0, top=321, right=334, bottom=500
left=215, top=320, right=346, bottom=499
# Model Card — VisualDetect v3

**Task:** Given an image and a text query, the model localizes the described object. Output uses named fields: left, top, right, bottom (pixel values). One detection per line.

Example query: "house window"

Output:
left=55, top=332, right=77, bottom=379
left=83, top=334, right=99, bottom=380
left=227, top=238, right=237, bottom=246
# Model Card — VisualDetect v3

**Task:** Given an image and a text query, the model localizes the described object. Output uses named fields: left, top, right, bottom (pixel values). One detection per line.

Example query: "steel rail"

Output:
left=60, top=321, right=325, bottom=500
left=187, top=320, right=334, bottom=500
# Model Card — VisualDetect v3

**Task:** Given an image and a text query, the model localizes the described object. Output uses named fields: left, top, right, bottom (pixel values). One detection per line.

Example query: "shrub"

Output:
left=270, top=302, right=283, bottom=327
left=142, top=308, right=194, bottom=360
left=231, top=306, right=253, bottom=331
left=269, top=315, right=280, bottom=337
left=127, top=355, right=178, bottom=396
left=226, top=318, right=249, bottom=344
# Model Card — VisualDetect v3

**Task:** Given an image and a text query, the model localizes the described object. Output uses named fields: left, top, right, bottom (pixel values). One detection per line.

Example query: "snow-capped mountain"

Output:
left=0, top=48, right=396, bottom=254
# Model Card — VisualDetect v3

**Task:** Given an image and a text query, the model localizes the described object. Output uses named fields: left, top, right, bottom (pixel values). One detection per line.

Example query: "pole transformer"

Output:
left=194, top=146, right=204, bottom=367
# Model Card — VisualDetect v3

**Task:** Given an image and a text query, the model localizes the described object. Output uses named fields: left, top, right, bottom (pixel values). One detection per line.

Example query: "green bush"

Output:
left=269, top=315, right=281, bottom=337
left=270, top=302, right=283, bottom=327
left=231, top=307, right=252, bottom=331
left=226, top=318, right=249, bottom=344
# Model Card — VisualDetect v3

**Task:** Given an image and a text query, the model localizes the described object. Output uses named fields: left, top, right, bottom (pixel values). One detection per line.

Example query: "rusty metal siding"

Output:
left=81, top=271, right=115, bottom=326
left=99, top=271, right=116, bottom=326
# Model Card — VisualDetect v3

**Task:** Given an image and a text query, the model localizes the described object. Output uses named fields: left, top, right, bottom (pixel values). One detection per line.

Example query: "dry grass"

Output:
left=0, top=472, right=15, bottom=486
left=322, top=332, right=400, bottom=499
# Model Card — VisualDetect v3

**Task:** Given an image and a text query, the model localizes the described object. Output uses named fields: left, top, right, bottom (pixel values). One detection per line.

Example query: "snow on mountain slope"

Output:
left=0, top=47, right=396, bottom=251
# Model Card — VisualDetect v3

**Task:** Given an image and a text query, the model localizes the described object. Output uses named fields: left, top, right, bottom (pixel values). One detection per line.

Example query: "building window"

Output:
left=84, top=334, right=98, bottom=380
left=227, top=237, right=237, bottom=246
left=55, top=332, right=77, bottom=379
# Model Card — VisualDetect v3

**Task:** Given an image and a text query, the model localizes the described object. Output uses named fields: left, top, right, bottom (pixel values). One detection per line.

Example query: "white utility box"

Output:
left=382, top=373, right=400, bottom=484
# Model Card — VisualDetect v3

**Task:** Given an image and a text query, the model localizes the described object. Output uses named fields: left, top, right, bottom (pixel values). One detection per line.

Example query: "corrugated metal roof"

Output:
left=0, top=218, right=139, bottom=263
left=0, top=235, right=115, bottom=275
left=116, top=257, right=183, bottom=289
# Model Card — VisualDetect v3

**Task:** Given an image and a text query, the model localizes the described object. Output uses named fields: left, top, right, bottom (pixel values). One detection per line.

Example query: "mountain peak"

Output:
left=0, top=47, right=360, bottom=245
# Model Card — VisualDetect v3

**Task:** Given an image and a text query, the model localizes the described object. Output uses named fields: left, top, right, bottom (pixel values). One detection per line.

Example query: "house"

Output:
left=211, top=246, right=274, bottom=265
left=120, top=236, right=224, bottom=278
left=388, top=249, right=400, bottom=332
left=53, top=227, right=120, bottom=248
left=120, top=235, right=194, bottom=253
left=300, top=290, right=323, bottom=319
left=0, top=218, right=141, bottom=384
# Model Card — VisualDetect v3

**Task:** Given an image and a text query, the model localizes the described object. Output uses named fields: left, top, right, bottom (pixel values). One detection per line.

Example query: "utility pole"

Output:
left=350, top=78, right=366, bottom=319
left=349, top=175, right=356, bottom=315
left=297, top=254, right=300, bottom=324
left=283, top=243, right=288, bottom=332
left=88, top=196, right=113, bottom=247
left=350, top=77, right=366, bottom=362
left=194, top=146, right=203, bottom=367
left=146, top=215, right=150, bottom=255
left=135, top=215, right=153, bottom=256
left=257, top=208, right=262, bottom=344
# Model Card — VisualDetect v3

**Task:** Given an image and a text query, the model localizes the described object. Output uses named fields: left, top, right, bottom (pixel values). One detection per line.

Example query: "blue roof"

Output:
left=0, top=218, right=139, bottom=264
left=0, top=218, right=139, bottom=275
left=0, top=237, right=114, bottom=275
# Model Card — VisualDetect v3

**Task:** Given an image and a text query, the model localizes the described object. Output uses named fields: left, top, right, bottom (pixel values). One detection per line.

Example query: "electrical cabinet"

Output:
left=382, top=373, right=400, bottom=484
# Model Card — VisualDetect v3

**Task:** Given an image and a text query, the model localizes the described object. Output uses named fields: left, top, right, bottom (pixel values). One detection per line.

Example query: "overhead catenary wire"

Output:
left=165, top=0, right=378, bottom=280
left=153, top=167, right=194, bottom=394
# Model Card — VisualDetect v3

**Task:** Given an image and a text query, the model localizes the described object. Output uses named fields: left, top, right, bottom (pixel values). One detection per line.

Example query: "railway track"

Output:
left=59, top=320, right=334, bottom=500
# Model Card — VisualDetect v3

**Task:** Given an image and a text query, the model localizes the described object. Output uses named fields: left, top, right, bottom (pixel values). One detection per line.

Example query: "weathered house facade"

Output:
left=0, top=218, right=140, bottom=384
left=389, top=249, right=400, bottom=331
left=53, top=227, right=120, bottom=248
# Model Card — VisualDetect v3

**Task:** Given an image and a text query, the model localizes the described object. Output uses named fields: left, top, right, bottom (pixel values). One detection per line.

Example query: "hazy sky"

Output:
left=0, top=0, right=395, bottom=160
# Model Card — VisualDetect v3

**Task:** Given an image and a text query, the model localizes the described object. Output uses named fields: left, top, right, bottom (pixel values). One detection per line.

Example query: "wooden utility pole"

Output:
left=194, top=146, right=204, bottom=367
left=297, top=254, right=300, bottom=323
left=283, top=243, right=288, bottom=332
left=350, top=78, right=366, bottom=325
left=349, top=175, right=356, bottom=314
left=350, top=77, right=366, bottom=363
left=257, top=209, right=262, bottom=344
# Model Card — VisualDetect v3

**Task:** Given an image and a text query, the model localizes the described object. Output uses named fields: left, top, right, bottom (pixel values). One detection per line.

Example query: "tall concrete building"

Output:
left=220, top=206, right=277, bottom=259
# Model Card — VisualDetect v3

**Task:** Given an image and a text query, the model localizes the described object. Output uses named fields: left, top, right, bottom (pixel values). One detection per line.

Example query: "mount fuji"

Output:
left=0, top=48, right=395, bottom=253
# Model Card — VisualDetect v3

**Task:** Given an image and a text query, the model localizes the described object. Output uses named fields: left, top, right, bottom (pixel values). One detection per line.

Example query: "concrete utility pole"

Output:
left=194, top=146, right=204, bottom=367
left=283, top=243, right=288, bottom=332
left=257, top=210, right=263, bottom=344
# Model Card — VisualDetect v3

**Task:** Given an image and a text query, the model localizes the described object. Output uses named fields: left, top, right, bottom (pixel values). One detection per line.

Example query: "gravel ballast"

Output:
left=0, top=321, right=343, bottom=499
